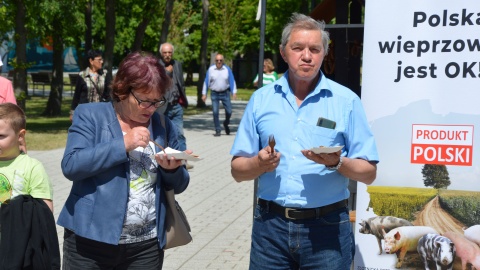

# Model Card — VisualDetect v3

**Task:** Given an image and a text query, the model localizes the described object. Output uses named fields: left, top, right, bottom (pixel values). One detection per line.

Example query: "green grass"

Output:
left=25, top=86, right=253, bottom=151
left=25, top=96, right=72, bottom=151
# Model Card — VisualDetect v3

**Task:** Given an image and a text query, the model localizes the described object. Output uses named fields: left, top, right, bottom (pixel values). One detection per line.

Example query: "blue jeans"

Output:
left=62, top=229, right=164, bottom=269
left=250, top=203, right=354, bottom=270
left=210, top=90, right=232, bottom=133
left=164, top=103, right=186, bottom=151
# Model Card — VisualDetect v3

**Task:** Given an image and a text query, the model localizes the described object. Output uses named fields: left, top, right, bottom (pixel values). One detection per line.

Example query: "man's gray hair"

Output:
left=159, top=42, right=175, bottom=54
left=280, top=13, right=330, bottom=55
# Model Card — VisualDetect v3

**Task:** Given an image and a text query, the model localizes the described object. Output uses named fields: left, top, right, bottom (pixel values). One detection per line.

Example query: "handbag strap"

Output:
left=158, top=113, right=175, bottom=192
left=158, top=113, right=168, bottom=147
left=87, top=75, right=109, bottom=101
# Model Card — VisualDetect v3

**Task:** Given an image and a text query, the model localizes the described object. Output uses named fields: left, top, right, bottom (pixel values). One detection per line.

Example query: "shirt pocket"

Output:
left=300, top=124, right=344, bottom=149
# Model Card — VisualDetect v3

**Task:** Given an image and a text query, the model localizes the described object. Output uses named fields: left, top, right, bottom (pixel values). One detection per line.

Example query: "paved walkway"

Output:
left=28, top=97, right=253, bottom=270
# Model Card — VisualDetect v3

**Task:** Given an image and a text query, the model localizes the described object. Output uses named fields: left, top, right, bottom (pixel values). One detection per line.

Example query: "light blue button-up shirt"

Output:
left=230, top=71, right=379, bottom=208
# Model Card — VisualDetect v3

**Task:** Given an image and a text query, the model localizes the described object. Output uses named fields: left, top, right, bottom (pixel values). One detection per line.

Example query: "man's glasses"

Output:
left=94, top=58, right=104, bottom=62
left=215, top=59, right=223, bottom=62
left=130, top=90, right=166, bottom=109
left=0, top=173, right=12, bottom=204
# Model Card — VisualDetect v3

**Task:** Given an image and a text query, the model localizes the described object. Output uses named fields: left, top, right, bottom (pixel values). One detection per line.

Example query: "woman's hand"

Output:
left=155, top=149, right=194, bottom=170
left=124, top=126, right=151, bottom=152
left=154, top=154, right=185, bottom=170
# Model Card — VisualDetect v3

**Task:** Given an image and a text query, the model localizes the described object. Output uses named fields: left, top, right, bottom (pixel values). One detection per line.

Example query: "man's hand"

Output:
left=258, top=145, right=280, bottom=173
left=201, top=94, right=207, bottom=102
left=165, top=65, right=173, bottom=73
left=300, top=149, right=341, bottom=167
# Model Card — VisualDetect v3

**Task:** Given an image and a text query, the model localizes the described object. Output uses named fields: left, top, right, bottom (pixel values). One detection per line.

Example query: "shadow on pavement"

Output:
left=183, top=102, right=245, bottom=134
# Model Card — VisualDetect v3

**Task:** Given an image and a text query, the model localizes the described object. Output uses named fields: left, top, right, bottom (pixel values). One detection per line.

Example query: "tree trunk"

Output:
left=131, top=18, right=150, bottom=52
left=43, top=17, right=63, bottom=116
left=185, top=62, right=193, bottom=85
left=13, top=0, right=28, bottom=110
left=300, top=0, right=309, bottom=14
left=157, top=0, right=174, bottom=56
left=83, top=0, right=93, bottom=69
left=104, top=0, right=115, bottom=84
left=131, top=2, right=156, bottom=52
left=197, top=0, right=209, bottom=108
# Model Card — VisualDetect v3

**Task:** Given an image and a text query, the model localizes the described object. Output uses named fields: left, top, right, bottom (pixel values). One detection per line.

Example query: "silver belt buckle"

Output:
left=284, top=207, right=297, bottom=220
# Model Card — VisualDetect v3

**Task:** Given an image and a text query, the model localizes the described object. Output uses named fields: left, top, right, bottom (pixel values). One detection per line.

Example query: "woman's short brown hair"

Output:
left=110, top=51, right=171, bottom=102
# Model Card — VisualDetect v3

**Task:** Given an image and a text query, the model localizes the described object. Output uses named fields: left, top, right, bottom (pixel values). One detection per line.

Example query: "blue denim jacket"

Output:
left=57, top=102, right=189, bottom=247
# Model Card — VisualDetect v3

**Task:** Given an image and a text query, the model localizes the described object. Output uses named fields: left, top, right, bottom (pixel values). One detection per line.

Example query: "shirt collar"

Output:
left=276, top=70, right=332, bottom=99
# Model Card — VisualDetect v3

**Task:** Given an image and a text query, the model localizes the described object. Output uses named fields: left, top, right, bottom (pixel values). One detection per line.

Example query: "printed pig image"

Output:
left=417, top=233, right=455, bottom=270
left=359, top=216, right=413, bottom=255
left=381, top=226, right=438, bottom=268
left=443, top=231, right=480, bottom=270
left=463, top=225, right=480, bottom=247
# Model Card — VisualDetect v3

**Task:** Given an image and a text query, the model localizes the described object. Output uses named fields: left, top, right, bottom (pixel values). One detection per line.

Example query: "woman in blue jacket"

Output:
left=58, top=51, right=190, bottom=269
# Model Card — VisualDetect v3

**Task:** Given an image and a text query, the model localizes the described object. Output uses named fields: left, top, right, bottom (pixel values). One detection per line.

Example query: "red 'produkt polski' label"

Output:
left=411, top=124, right=474, bottom=166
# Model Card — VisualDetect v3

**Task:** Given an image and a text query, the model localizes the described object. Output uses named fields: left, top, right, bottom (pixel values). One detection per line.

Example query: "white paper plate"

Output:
left=310, top=145, right=344, bottom=154
left=152, top=147, right=202, bottom=162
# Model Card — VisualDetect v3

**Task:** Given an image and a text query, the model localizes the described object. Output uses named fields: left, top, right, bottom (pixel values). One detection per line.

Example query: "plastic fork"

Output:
left=150, top=139, right=166, bottom=153
left=268, top=134, right=276, bottom=154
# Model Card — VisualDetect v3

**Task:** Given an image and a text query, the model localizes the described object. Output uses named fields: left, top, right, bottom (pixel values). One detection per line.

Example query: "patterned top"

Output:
left=71, top=67, right=108, bottom=112
left=119, top=141, right=159, bottom=244
left=253, top=72, right=279, bottom=86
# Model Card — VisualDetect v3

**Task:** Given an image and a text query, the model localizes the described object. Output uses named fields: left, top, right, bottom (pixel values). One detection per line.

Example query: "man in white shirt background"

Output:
left=201, top=54, right=237, bottom=137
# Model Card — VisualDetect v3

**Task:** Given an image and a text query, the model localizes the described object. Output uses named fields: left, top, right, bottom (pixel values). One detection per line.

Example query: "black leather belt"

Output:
left=257, top=198, right=347, bottom=220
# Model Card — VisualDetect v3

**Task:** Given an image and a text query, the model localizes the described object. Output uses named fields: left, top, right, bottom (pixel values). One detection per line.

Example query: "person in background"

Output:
left=201, top=54, right=237, bottom=137
left=0, top=59, right=16, bottom=104
left=253, top=58, right=279, bottom=88
left=70, top=49, right=110, bottom=121
left=0, top=60, right=27, bottom=153
left=0, top=103, right=59, bottom=269
left=230, top=13, right=379, bottom=270
left=156, top=43, right=193, bottom=169
left=58, top=51, right=190, bottom=269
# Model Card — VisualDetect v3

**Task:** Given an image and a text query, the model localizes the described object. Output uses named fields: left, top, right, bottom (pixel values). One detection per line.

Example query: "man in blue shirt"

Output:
left=230, top=13, right=379, bottom=270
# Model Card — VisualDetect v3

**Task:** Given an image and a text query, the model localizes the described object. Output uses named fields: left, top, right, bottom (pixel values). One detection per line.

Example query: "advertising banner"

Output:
left=355, top=1, right=480, bottom=269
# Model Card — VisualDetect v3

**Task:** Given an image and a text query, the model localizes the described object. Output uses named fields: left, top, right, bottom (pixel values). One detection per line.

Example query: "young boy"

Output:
left=0, top=102, right=53, bottom=209
left=0, top=102, right=59, bottom=269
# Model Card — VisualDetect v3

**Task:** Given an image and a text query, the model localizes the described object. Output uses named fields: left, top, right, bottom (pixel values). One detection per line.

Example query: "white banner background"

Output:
left=355, top=0, right=480, bottom=269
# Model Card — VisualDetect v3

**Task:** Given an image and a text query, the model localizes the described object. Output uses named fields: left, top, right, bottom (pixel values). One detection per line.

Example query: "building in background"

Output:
left=1, top=34, right=80, bottom=73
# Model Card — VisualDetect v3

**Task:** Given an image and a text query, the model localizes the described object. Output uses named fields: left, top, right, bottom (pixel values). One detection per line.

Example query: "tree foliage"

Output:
left=2, top=0, right=306, bottom=70
left=1, top=0, right=315, bottom=111
left=421, top=164, right=451, bottom=189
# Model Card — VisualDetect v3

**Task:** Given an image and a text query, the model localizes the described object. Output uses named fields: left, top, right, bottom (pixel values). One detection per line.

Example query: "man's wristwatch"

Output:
left=326, top=156, right=343, bottom=170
